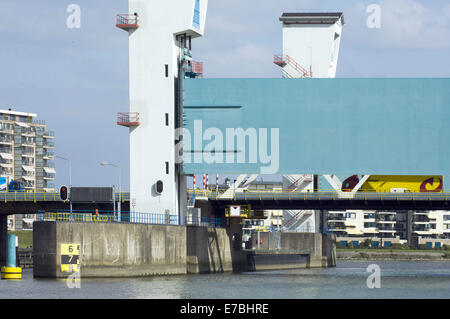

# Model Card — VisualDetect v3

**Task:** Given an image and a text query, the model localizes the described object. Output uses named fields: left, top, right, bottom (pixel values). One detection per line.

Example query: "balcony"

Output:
left=43, top=173, right=55, bottom=180
left=182, top=60, right=203, bottom=78
left=117, top=112, right=140, bottom=127
left=0, top=139, right=12, bottom=145
left=43, top=141, right=54, bottom=148
left=43, top=131, right=55, bottom=138
left=43, top=151, right=55, bottom=159
left=116, top=14, right=139, bottom=32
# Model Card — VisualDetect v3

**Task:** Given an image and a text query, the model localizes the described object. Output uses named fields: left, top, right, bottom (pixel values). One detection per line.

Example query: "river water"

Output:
left=1, top=260, right=450, bottom=299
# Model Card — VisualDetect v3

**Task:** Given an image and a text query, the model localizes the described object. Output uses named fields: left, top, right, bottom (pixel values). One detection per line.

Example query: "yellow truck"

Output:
left=342, top=175, right=443, bottom=193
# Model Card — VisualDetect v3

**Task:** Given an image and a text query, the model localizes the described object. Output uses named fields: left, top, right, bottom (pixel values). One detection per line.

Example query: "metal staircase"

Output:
left=273, top=55, right=313, bottom=78
left=283, top=210, right=314, bottom=232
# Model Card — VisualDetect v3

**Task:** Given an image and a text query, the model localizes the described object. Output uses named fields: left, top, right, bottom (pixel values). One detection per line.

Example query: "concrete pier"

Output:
left=0, top=215, right=7, bottom=267
left=33, top=221, right=336, bottom=278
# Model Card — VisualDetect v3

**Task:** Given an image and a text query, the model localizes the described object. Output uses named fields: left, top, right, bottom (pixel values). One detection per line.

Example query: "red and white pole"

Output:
left=216, top=175, right=219, bottom=190
left=203, top=175, right=205, bottom=189
left=206, top=174, right=209, bottom=189
left=193, top=175, right=196, bottom=189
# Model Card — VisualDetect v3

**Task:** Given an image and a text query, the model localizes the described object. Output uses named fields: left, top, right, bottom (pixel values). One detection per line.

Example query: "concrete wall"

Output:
left=33, top=221, right=335, bottom=278
left=250, top=232, right=336, bottom=268
left=186, top=225, right=246, bottom=273
left=34, top=221, right=187, bottom=278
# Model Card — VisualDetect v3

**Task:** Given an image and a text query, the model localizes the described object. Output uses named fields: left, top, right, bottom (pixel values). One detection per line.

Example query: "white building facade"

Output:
left=118, top=0, right=208, bottom=220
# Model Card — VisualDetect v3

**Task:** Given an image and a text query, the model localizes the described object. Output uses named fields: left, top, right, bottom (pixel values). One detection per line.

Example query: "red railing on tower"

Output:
left=182, top=60, right=204, bottom=77
left=273, top=54, right=313, bottom=78
left=117, top=112, right=140, bottom=127
left=116, top=14, right=139, bottom=31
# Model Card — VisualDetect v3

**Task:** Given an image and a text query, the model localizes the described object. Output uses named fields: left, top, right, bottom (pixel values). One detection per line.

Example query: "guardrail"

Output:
left=187, top=188, right=450, bottom=201
left=0, top=191, right=131, bottom=202
left=37, top=210, right=225, bottom=228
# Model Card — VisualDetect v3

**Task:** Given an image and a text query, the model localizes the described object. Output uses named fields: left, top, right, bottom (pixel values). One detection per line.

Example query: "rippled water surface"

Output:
left=2, top=260, right=450, bottom=299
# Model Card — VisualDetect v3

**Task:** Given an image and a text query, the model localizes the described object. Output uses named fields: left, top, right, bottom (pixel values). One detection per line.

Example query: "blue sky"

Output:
left=0, top=0, right=449, bottom=189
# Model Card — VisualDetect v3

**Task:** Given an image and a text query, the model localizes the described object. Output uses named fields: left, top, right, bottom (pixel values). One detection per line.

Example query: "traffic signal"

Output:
left=60, top=186, right=68, bottom=200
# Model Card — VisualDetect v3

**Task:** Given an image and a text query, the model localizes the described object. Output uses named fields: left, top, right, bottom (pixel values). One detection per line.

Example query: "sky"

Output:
left=0, top=0, right=449, bottom=189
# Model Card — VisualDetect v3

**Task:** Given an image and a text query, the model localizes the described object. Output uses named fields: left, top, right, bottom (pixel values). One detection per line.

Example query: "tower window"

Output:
left=165, top=113, right=169, bottom=126
left=192, top=0, right=200, bottom=29
left=165, top=162, right=169, bottom=175
left=165, top=64, right=169, bottom=77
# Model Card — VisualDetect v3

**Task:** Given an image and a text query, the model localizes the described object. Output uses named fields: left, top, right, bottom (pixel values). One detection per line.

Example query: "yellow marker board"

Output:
left=61, top=244, right=81, bottom=273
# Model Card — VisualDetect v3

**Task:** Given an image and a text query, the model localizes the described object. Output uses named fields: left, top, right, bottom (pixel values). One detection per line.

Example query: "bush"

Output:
left=391, top=243, right=403, bottom=250
left=361, top=238, right=372, bottom=249
left=348, top=241, right=354, bottom=249
left=418, top=244, right=428, bottom=250
left=359, top=252, right=370, bottom=259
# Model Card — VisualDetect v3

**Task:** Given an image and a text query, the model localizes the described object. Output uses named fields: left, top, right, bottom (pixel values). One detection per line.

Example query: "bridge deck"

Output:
left=191, top=190, right=450, bottom=210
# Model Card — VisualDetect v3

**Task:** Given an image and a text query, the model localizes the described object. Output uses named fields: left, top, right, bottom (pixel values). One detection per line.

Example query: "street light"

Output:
left=100, top=162, right=121, bottom=222
left=56, top=155, right=72, bottom=215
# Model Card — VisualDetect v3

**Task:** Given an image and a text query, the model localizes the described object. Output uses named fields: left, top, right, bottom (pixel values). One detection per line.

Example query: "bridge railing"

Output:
left=187, top=188, right=450, bottom=201
left=37, top=210, right=225, bottom=228
left=0, top=191, right=131, bottom=202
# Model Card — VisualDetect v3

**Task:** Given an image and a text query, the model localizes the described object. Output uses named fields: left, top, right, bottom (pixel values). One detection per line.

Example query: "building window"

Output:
left=165, top=64, right=169, bottom=78
left=346, top=213, right=356, bottom=219
left=192, top=0, right=200, bottom=29
left=165, top=113, right=169, bottom=126
left=165, top=162, right=169, bottom=175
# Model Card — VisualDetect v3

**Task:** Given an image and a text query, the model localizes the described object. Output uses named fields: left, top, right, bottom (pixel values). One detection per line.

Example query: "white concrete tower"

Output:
left=278, top=12, right=345, bottom=78
left=117, top=0, right=208, bottom=219
left=276, top=13, right=345, bottom=233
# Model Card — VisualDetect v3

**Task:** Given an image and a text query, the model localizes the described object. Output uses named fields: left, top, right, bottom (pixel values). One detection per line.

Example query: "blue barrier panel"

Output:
left=426, top=242, right=433, bottom=249
left=435, top=242, right=441, bottom=250
left=384, top=241, right=392, bottom=248
left=183, top=78, right=450, bottom=178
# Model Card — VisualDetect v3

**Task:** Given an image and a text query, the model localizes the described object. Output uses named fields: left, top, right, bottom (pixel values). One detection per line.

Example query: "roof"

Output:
left=280, top=12, right=345, bottom=25
left=0, top=109, right=37, bottom=118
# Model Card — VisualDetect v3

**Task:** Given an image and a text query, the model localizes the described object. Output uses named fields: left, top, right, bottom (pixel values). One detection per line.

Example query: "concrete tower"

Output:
left=279, top=12, right=345, bottom=78
left=117, top=0, right=208, bottom=219
left=276, top=12, right=345, bottom=233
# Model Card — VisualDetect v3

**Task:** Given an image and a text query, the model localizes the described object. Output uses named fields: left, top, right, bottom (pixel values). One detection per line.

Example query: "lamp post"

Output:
left=56, top=155, right=72, bottom=215
left=100, top=162, right=121, bottom=222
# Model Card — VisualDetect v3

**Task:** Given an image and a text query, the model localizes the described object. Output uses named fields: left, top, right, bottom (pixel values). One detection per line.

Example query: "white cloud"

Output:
left=347, top=0, right=450, bottom=49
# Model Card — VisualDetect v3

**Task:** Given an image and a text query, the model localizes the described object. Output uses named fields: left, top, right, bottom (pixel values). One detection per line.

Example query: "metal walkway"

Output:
left=190, top=189, right=450, bottom=210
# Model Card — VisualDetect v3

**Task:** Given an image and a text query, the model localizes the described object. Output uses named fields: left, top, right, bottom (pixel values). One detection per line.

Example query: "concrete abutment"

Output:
left=33, top=221, right=336, bottom=278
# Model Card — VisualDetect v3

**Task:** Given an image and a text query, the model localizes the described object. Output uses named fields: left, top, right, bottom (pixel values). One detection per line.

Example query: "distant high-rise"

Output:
left=0, top=109, right=55, bottom=192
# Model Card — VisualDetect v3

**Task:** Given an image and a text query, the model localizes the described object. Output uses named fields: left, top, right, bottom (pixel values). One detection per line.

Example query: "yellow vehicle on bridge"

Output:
left=342, top=175, right=443, bottom=193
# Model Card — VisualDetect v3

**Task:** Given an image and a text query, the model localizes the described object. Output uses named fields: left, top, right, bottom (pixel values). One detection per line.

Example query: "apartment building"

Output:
left=328, top=209, right=450, bottom=248
left=410, top=211, right=450, bottom=248
left=328, top=210, right=403, bottom=247
left=0, top=109, right=55, bottom=230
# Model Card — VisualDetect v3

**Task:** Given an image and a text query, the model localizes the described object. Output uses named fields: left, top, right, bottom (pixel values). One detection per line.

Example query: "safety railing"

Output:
left=36, top=210, right=225, bottom=228
left=187, top=188, right=450, bottom=201
left=37, top=210, right=179, bottom=225
left=0, top=191, right=131, bottom=202
left=182, top=60, right=204, bottom=77
left=116, top=14, right=139, bottom=26
left=117, top=112, right=140, bottom=127
left=38, top=211, right=115, bottom=223
left=273, top=54, right=313, bottom=78
left=185, top=215, right=225, bottom=228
